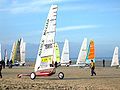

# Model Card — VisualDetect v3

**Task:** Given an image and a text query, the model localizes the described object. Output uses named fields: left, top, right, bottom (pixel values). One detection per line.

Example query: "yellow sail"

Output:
left=54, top=43, right=60, bottom=63
left=12, top=42, right=17, bottom=64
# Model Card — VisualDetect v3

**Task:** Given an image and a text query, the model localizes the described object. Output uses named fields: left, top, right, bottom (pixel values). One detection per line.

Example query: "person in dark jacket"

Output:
left=0, top=61, right=2, bottom=78
left=9, top=60, right=13, bottom=68
left=103, top=59, right=105, bottom=67
left=1, top=60, right=5, bottom=69
left=90, top=60, right=96, bottom=76
left=54, top=61, right=58, bottom=68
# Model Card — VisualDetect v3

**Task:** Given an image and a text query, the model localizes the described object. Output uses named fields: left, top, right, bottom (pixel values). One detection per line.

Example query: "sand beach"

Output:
left=0, top=64, right=120, bottom=90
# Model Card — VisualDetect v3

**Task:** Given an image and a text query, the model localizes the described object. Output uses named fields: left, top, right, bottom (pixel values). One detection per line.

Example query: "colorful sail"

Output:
left=54, top=43, right=60, bottom=63
left=111, top=47, right=119, bottom=67
left=86, top=40, right=95, bottom=63
left=35, top=5, right=58, bottom=72
left=10, top=38, right=26, bottom=65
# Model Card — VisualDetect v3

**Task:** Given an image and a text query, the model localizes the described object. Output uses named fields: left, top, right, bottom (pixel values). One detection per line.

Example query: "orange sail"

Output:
left=88, top=40, right=95, bottom=60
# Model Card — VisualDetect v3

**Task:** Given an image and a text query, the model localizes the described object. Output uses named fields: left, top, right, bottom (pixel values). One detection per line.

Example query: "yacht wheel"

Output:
left=17, top=74, right=21, bottom=78
left=30, top=72, right=36, bottom=80
left=58, top=72, right=64, bottom=79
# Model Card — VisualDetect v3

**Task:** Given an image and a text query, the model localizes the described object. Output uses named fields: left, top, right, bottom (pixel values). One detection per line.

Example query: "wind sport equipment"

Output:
left=4, top=49, right=8, bottom=66
left=111, top=47, right=119, bottom=67
left=61, top=39, right=71, bottom=66
left=9, top=38, right=26, bottom=66
left=54, top=43, right=60, bottom=63
left=20, top=38, right=26, bottom=66
left=70, top=38, right=88, bottom=67
left=70, top=39, right=95, bottom=67
left=17, top=5, right=64, bottom=80
left=76, top=38, right=88, bottom=67
left=86, top=40, right=95, bottom=64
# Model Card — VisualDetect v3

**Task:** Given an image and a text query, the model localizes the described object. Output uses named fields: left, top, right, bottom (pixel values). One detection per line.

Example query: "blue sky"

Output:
left=0, top=0, right=120, bottom=57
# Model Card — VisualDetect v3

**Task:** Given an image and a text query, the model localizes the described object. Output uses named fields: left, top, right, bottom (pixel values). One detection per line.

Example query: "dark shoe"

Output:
left=91, top=75, right=93, bottom=76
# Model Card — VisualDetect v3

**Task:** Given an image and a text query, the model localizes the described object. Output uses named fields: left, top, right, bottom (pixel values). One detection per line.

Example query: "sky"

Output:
left=0, top=0, right=120, bottom=58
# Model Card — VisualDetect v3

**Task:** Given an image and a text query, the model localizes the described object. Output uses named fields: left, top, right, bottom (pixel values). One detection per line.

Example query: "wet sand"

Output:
left=0, top=66, right=120, bottom=90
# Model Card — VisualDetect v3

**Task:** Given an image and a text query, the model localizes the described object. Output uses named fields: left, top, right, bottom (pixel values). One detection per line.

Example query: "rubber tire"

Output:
left=58, top=72, right=64, bottom=79
left=30, top=72, right=36, bottom=80
left=66, top=64, right=69, bottom=67
left=17, top=74, right=21, bottom=78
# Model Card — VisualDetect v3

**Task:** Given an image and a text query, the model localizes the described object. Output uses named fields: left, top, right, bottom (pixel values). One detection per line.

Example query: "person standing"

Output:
left=8, top=60, right=12, bottom=68
left=2, top=60, right=5, bottom=69
left=0, top=61, right=2, bottom=78
left=54, top=61, right=58, bottom=68
left=90, top=60, right=96, bottom=76
left=103, top=59, right=105, bottom=67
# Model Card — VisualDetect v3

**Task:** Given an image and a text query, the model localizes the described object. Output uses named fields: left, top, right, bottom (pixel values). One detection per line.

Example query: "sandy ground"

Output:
left=0, top=66, right=120, bottom=90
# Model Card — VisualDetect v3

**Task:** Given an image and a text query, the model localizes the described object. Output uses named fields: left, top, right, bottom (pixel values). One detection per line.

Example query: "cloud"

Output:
left=22, top=25, right=100, bottom=38
left=59, top=1, right=120, bottom=12
left=0, top=0, right=64, bottom=14
left=61, top=4, right=120, bottom=13
left=57, top=25, right=100, bottom=32
left=1, top=0, right=120, bottom=14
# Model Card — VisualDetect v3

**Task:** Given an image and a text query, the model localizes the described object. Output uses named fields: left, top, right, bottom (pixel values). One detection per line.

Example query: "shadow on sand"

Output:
left=34, top=75, right=120, bottom=80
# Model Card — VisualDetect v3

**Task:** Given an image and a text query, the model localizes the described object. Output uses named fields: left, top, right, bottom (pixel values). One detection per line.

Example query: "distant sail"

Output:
left=61, top=39, right=70, bottom=65
left=10, top=38, right=26, bottom=65
left=16, top=39, right=21, bottom=62
left=111, top=47, right=119, bottom=67
left=76, top=38, right=87, bottom=65
left=20, top=38, right=26, bottom=65
left=54, top=43, right=60, bottom=63
left=35, top=5, right=58, bottom=72
left=0, top=44, right=1, bottom=61
left=10, top=42, right=17, bottom=64
left=10, top=40, right=20, bottom=64
left=4, top=49, right=8, bottom=65
left=86, top=40, right=95, bottom=63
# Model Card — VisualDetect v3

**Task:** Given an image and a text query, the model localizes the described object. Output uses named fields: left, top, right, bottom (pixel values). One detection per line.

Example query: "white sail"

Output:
left=9, top=42, right=16, bottom=62
left=111, top=47, right=119, bottom=67
left=20, top=38, right=26, bottom=65
left=61, top=39, right=70, bottom=65
left=0, top=44, right=1, bottom=61
left=4, top=49, right=8, bottom=65
left=35, top=5, right=58, bottom=72
left=76, top=38, right=87, bottom=65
